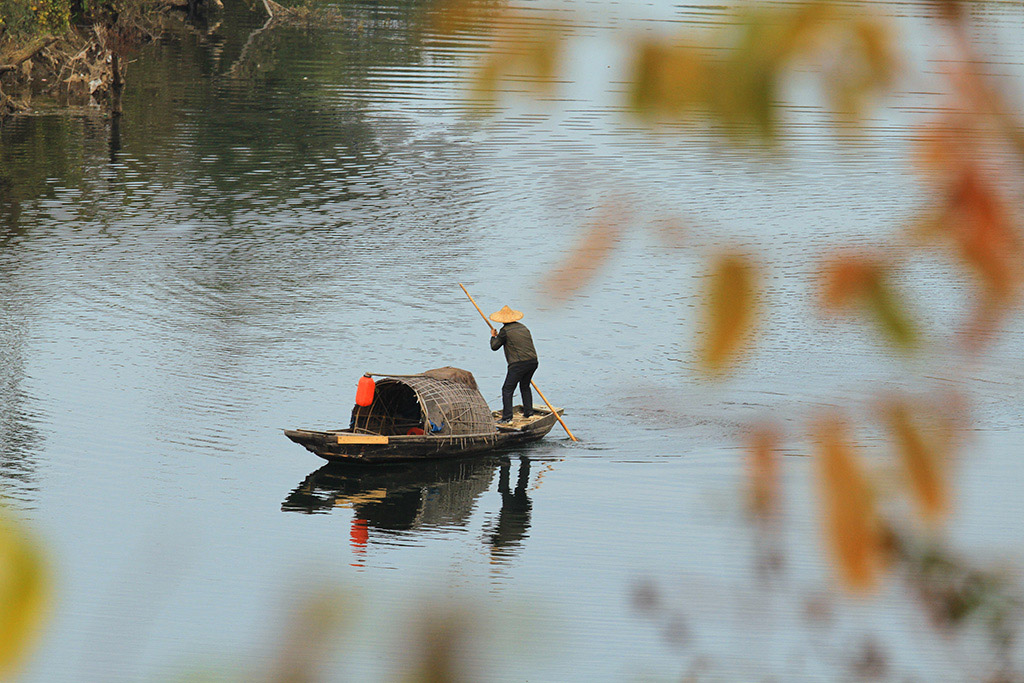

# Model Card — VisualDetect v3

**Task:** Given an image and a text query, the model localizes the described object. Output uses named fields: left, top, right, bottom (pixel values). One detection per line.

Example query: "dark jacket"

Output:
left=490, top=322, right=538, bottom=364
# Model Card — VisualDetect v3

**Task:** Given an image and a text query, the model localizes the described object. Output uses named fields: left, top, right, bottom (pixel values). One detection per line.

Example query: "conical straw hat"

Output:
left=489, top=305, right=523, bottom=323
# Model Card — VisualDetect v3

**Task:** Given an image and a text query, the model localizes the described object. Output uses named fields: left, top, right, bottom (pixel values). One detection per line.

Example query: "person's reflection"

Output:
left=487, top=457, right=532, bottom=562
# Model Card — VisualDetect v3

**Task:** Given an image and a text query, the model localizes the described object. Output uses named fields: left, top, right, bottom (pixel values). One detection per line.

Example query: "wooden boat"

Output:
left=284, top=372, right=563, bottom=464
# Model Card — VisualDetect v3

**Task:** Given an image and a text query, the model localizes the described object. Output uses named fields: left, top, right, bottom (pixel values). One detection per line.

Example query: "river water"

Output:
left=3, top=0, right=1024, bottom=680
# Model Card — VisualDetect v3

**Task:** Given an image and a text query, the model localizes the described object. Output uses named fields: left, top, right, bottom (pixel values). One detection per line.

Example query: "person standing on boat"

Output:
left=489, top=305, right=538, bottom=424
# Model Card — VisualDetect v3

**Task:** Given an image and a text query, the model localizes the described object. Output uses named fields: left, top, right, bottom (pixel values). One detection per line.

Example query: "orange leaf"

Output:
left=910, top=125, right=1022, bottom=349
left=544, top=204, right=626, bottom=301
left=821, top=257, right=874, bottom=310
left=912, top=118, right=1023, bottom=329
left=699, top=252, right=759, bottom=377
left=813, top=416, right=885, bottom=593
left=913, top=117, right=974, bottom=180
left=949, top=169, right=1022, bottom=301
left=879, top=399, right=950, bottom=524
left=747, top=424, right=781, bottom=517
left=961, top=295, right=1009, bottom=352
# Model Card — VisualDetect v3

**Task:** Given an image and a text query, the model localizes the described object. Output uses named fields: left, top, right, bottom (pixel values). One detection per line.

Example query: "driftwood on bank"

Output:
left=0, top=36, right=58, bottom=75
left=261, top=0, right=286, bottom=17
left=1, top=36, right=56, bottom=116
left=159, top=0, right=224, bottom=15
left=0, top=89, right=27, bottom=116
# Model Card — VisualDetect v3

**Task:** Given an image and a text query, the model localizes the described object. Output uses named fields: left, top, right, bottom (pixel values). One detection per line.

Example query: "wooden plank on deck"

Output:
left=336, top=434, right=389, bottom=445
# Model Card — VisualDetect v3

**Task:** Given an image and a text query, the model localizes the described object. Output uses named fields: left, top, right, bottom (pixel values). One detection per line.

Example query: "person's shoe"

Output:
left=522, top=412, right=534, bottom=418
left=498, top=418, right=513, bottom=424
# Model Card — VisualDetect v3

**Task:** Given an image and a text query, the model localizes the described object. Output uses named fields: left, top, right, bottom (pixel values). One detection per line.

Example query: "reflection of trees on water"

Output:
left=104, top=0, right=469, bottom=314
left=0, top=244, right=42, bottom=503
left=282, top=456, right=534, bottom=563
left=0, top=358, right=41, bottom=504
left=0, top=0, right=472, bottom=274
left=223, top=0, right=433, bottom=79
left=0, top=117, right=114, bottom=501
left=121, top=0, right=439, bottom=217
left=0, top=116, right=107, bottom=231
left=0, top=0, right=440, bottom=219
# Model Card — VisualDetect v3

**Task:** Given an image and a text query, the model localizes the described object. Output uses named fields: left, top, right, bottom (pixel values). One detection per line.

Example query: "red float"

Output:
left=355, top=375, right=375, bottom=406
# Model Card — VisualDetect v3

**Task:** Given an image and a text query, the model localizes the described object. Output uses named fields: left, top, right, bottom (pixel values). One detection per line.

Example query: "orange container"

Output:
left=355, top=375, right=375, bottom=406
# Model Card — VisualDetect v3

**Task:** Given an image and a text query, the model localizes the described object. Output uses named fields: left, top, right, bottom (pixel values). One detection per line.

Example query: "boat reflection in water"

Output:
left=282, top=456, right=534, bottom=563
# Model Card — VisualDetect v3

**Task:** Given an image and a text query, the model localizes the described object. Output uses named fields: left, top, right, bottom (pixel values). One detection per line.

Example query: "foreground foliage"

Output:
left=0, top=508, right=49, bottom=680
left=431, top=0, right=1024, bottom=676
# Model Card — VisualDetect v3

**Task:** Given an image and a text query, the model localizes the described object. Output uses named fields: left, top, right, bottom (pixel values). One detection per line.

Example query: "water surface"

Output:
left=3, top=0, right=1024, bottom=679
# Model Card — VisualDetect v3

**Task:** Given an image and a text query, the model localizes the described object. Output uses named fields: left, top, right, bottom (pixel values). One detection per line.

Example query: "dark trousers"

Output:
left=502, top=360, right=538, bottom=421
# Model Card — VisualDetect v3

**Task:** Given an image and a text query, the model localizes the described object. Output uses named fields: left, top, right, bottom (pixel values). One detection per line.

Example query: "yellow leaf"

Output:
left=813, top=416, right=885, bottom=593
left=879, top=399, right=950, bottom=524
left=699, top=252, right=758, bottom=377
left=269, top=587, right=351, bottom=683
left=0, top=509, right=51, bottom=679
left=771, top=2, right=836, bottom=61
left=715, top=11, right=792, bottom=141
left=525, top=30, right=562, bottom=89
left=625, top=3, right=895, bottom=142
left=824, top=16, right=898, bottom=125
left=428, top=0, right=507, bottom=36
left=852, top=17, right=897, bottom=85
left=468, top=17, right=567, bottom=105
left=627, top=39, right=708, bottom=116
left=469, top=51, right=502, bottom=108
